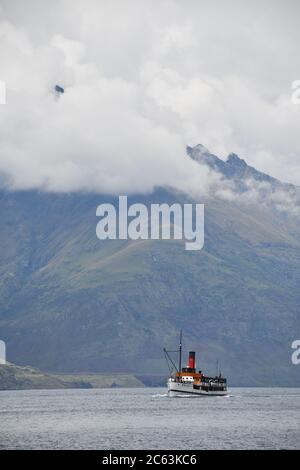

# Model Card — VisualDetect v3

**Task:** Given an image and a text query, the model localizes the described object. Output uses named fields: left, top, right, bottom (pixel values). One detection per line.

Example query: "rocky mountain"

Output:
left=187, top=144, right=274, bottom=182
left=0, top=146, right=300, bottom=386
left=187, top=144, right=297, bottom=191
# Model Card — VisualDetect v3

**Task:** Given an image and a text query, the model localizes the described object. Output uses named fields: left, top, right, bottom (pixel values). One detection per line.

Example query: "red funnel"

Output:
left=188, top=351, right=195, bottom=369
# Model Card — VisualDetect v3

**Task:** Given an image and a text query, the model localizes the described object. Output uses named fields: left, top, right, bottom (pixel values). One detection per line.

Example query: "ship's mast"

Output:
left=163, top=330, right=183, bottom=375
left=179, top=330, right=182, bottom=373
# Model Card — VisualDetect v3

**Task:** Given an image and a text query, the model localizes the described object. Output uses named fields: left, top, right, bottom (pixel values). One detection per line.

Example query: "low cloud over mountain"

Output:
left=1, top=0, right=300, bottom=194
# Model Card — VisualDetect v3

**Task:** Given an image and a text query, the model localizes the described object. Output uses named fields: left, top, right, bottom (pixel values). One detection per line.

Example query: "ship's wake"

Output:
left=151, top=393, right=168, bottom=398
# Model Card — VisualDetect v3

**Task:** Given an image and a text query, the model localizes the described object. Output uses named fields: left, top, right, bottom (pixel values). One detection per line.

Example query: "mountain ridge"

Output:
left=187, top=144, right=293, bottom=189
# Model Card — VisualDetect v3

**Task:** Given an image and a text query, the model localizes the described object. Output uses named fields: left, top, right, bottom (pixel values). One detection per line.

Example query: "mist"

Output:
left=0, top=0, right=300, bottom=194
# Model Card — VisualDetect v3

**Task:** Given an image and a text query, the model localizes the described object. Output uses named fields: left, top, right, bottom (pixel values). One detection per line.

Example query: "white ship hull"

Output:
left=167, top=379, right=228, bottom=397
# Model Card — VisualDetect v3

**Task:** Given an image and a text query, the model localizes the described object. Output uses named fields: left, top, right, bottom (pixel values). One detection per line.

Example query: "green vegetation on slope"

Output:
left=0, top=187, right=300, bottom=386
left=0, top=363, right=144, bottom=390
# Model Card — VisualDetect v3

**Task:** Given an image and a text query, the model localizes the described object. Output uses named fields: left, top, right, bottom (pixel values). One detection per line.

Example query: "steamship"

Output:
left=164, top=332, right=228, bottom=397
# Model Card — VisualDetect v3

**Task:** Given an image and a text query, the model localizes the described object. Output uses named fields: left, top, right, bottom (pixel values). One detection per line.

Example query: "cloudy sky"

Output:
left=0, top=0, right=300, bottom=194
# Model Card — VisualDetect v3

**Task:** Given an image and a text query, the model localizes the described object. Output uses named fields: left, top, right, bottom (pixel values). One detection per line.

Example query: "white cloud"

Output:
left=0, top=0, right=300, bottom=194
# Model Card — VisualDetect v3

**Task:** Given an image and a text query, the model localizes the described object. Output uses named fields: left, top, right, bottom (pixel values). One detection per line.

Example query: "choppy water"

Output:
left=0, top=387, right=300, bottom=449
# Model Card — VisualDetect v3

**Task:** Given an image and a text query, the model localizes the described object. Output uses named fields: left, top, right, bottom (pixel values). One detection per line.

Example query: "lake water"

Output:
left=0, top=388, right=300, bottom=449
